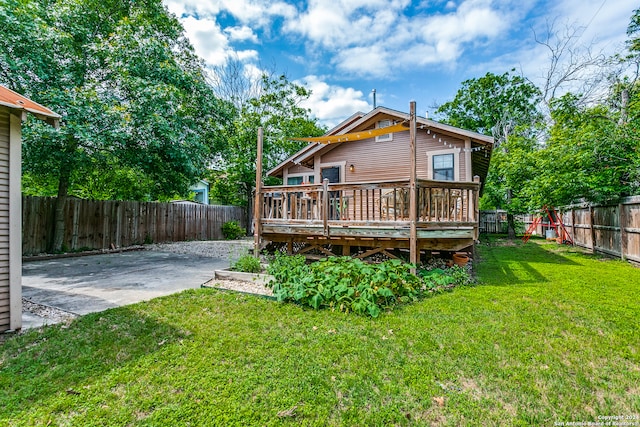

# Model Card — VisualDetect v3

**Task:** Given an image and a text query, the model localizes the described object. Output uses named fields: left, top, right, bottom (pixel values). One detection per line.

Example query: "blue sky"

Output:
left=163, top=0, right=638, bottom=127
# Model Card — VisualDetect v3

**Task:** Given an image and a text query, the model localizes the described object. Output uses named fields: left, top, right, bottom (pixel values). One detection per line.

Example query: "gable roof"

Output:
left=0, top=85, right=61, bottom=127
left=268, top=106, right=494, bottom=179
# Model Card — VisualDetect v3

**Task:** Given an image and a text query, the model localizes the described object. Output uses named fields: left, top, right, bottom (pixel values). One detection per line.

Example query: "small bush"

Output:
left=418, top=265, right=474, bottom=291
left=222, top=220, right=244, bottom=240
left=232, top=255, right=262, bottom=273
left=267, top=255, right=422, bottom=317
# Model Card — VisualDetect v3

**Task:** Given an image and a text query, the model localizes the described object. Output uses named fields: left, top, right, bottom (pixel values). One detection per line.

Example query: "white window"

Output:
left=427, top=149, right=460, bottom=181
left=433, top=154, right=454, bottom=181
left=375, top=119, right=392, bottom=142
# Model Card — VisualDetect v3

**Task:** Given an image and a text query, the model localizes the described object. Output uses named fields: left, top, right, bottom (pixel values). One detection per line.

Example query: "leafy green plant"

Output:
left=231, top=255, right=262, bottom=273
left=418, top=264, right=474, bottom=292
left=221, top=220, right=245, bottom=240
left=267, top=255, right=423, bottom=317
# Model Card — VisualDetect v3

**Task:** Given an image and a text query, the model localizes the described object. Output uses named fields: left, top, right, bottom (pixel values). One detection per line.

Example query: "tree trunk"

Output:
left=50, top=162, right=71, bottom=253
left=507, top=213, right=517, bottom=240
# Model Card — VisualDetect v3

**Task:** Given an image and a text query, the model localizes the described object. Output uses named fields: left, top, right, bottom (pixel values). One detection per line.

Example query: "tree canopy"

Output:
left=438, top=9, right=640, bottom=226
left=1, top=0, right=231, bottom=202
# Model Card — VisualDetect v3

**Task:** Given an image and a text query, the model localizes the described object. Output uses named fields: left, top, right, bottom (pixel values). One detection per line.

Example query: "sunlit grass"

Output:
left=1, top=237, right=639, bottom=426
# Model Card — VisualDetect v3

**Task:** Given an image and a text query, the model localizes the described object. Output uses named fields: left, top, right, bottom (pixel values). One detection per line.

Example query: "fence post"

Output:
left=570, top=208, right=575, bottom=245
left=473, top=176, right=480, bottom=240
left=589, top=205, right=596, bottom=254
left=619, top=202, right=627, bottom=261
left=409, top=101, right=418, bottom=270
left=322, top=178, right=329, bottom=237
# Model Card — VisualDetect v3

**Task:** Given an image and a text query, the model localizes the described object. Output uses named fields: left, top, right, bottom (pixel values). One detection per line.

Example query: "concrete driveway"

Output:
left=22, top=249, right=230, bottom=329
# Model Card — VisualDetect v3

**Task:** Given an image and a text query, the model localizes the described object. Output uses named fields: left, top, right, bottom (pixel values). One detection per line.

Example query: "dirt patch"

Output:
left=203, top=278, right=274, bottom=297
left=22, top=298, right=77, bottom=323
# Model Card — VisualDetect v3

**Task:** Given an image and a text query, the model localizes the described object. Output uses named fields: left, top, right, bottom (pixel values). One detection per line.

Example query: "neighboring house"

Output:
left=0, top=85, right=60, bottom=332
left=190, top=179, right=209, bottom=205
left=254, top=106, right=494, bottom=261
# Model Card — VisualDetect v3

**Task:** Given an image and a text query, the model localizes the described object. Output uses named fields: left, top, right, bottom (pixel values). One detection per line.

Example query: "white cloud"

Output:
left=284, top=0, right=410, bottom=48
left=323, top=0, right=512, bottom=78
left=224, top=26, right=259, bottom=43
left=297, top=75, right=371, bottom=127
left=181, top=16, right=230, bottom=67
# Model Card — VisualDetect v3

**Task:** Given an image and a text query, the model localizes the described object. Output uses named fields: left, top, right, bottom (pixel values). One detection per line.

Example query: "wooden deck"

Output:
left=255, top=179, right=480, bottom=259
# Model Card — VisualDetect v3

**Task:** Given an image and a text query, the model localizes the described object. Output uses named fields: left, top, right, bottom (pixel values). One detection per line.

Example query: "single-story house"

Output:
left=254, top=105, right=494, bottom=260
left=0, top=85, right=60, bottom=332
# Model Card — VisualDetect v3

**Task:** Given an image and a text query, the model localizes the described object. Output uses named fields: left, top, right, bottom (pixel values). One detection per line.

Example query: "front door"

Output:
left=321, top=167, right=341, bottom=219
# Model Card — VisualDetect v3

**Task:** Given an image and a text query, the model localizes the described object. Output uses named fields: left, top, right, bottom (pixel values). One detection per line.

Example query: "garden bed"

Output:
left=201, top=269, right=274, bottom=297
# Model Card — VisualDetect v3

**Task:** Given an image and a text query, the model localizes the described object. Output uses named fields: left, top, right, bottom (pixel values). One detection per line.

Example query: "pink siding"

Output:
left=287, top=164, right=314, bottom=174
left=320, top=130, right=467, bottom=183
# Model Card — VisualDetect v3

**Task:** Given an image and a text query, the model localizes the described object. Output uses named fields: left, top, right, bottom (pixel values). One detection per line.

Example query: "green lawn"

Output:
left=1, top=238, right=639, bottom=426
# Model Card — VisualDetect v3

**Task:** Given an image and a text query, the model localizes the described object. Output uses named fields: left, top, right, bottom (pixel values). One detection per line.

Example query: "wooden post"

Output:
left=589, top=205, right=596, bottom=254
left=620, top=202, right=628, bottom=261
left=322, top=178, right=329, bottom=237
left=571, top=207, right=576, bottom=246
left=409, top=101, right=418, bottom=270
left=473, top=176, right=480, bottom=241
left=253, top=127, right=264, bottom=256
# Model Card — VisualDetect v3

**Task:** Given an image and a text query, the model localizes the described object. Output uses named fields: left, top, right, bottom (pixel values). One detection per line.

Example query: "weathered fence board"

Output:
left=479, top=210, right=530, bottom=235
left=22, top=196, right=246, bottom=255
left=561, top=196, right=640, bottom=263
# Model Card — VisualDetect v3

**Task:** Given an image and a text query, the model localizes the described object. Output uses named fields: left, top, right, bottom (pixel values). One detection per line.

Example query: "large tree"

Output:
left=1, top=0, right=231, bottom=251
left=436, top=70, right=543, bottom=238
left=210, top=73, right=325, bottom=218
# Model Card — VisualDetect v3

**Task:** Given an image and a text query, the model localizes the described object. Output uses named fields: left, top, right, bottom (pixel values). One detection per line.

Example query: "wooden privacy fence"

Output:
left=479, top=210, right=530, bottom=234
left=480, top=197, right=640, bottom=264
left=560, top=196, right=640, bottom=263
left=22, top=196, right=246, bottom=255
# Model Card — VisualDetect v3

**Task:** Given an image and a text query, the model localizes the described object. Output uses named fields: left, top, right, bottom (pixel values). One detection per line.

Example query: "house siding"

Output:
left=287, top=164, right=313, bottom=175
left=0, top=108, right=10, bottom=331
left=318, top=130, right=467, bottom=183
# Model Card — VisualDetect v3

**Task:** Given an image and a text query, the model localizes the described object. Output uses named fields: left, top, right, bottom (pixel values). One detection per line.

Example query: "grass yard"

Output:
left=1, top=238, right=639, bottom=426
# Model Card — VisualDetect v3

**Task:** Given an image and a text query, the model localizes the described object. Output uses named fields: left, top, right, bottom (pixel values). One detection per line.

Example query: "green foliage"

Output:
left=267, top=255, right=425, bottom=317
left=526, top=92, right=640, bottom=206
left=231, top=255, right=261, bottom=273
left=436, top=69, right=543, bottom=142
left=221, top=220, right=245, bottom=240
left=1, top=0, right=231, bottom=202
left=210, top=74, right=326, bottom=207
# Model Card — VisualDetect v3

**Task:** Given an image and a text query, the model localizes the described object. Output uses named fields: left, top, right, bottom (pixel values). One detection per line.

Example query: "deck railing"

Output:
left=259, top=179, right=480, bottom=227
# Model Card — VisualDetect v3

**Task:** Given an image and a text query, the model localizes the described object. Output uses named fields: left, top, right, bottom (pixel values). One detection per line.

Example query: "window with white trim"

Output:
left=375, top=119, right=392, bottom=142
left=433, top=154, right=454, bottom=181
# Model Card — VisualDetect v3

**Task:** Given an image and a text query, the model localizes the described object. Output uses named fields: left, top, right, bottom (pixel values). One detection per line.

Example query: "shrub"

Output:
left=232, top=255, right=262, bottom=273
left=418, top=265, right=474, bottom=291
left=267, top=255, right=422, bottom=317
left=221, top=220, right=244, bottom=240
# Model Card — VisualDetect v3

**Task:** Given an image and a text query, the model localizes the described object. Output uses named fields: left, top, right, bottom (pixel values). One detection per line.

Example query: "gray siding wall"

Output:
left=0, top=108, right=10, bottom=330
